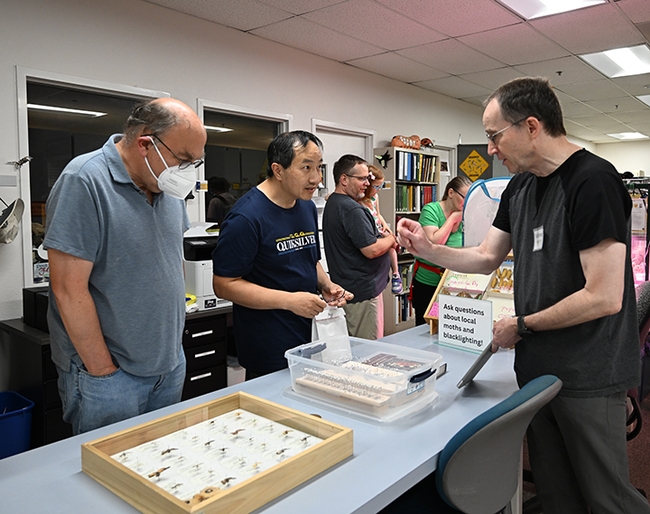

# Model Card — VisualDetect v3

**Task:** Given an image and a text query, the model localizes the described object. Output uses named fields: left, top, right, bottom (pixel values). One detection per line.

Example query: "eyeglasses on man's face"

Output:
left=344, top=173, right=371, bottom=183
left=144, top=133, right=204, bottom=170
left=485, top=117, right=527, bottom=146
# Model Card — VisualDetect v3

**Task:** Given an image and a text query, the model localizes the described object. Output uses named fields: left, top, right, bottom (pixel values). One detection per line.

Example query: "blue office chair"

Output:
left=627, top=280, right=650, bottom=440
left=380, top=375, right=562, bottom=514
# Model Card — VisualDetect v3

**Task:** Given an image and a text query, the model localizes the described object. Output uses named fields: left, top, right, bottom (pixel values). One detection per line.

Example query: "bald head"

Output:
left=122, top=97, right=206, bottom=144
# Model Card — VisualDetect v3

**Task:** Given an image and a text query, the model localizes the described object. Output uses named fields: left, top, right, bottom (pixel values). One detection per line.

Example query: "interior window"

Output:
left=202, top=110, right=281, bottom=222
left=27, top=82, right=146, bottom=283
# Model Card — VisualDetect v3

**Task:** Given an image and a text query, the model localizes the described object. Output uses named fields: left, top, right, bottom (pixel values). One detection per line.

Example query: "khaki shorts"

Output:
left=343, top=294, right=383, bottom=339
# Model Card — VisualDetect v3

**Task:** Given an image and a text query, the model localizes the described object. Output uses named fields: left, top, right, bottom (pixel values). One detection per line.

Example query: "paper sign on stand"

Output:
left=438, top=294, right=492, bottom=354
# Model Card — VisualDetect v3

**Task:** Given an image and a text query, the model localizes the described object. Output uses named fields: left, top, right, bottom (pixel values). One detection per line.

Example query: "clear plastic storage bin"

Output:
left=285, top=336, right=443, bottom=423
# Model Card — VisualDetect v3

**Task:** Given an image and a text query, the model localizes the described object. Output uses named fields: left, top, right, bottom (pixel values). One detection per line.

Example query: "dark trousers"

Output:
left=411, top=278, right=438, bottom=326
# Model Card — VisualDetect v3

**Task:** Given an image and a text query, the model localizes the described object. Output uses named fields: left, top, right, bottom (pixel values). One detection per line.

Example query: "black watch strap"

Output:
left=517, top=315, right=533, bottom=337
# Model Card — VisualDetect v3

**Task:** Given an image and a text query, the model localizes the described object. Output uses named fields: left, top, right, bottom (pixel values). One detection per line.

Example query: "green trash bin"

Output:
left=0, top=391, right=34, bottom=459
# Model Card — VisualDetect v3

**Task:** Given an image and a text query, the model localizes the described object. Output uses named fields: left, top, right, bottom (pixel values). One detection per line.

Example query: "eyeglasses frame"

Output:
left=143, top=133, right=204, bottom=170
left=344, top=173, right=371, bottom=183
left=485, top=117, right=527, bottom=146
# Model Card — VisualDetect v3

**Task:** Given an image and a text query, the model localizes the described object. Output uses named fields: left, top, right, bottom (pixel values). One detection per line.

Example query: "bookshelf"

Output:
left=374, top=146, right=440, bottom=335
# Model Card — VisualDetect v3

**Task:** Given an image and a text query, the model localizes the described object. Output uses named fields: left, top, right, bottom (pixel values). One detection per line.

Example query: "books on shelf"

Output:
left=395, top=184, right=438, bottom=213
left=396, top=151, right=437, bottom=182
left=393, top=262, right=414, bottom=323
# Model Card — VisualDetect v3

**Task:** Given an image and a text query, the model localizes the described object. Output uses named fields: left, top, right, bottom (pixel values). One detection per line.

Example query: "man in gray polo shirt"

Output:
left=44, top=98, right=207, bottom=434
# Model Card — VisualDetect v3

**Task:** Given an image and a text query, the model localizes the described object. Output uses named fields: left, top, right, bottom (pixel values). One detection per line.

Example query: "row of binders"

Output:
left=396, top=184, right=438, bottom=213
left=396, top=151, right=437, bottom=182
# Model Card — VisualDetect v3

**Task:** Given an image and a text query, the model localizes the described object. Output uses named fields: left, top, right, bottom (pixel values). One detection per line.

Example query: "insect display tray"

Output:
left=81, top=391, right=353, bottom=514
left=286, top=337, right=442, bottom=423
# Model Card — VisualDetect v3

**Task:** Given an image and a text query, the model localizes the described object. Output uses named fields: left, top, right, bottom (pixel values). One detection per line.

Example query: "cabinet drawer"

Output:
left=43, top=348, right=58, bottom=381
left=181, top=364, right=226, bottom=400
left=44, top=378, right=62, bottom=410
left=182, top=318, right=226, bottom=348
left=184, top=342, right=226, bottom=372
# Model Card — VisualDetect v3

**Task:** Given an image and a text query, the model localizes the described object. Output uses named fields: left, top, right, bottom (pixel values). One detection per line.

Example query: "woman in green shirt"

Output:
left=411, top=176, right=471, bottom=325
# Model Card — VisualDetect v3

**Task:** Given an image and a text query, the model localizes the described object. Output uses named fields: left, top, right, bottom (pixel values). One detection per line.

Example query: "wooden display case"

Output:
left=82, top=392, right=353, bottom=514
left=424, top=258, right=515, bottom=334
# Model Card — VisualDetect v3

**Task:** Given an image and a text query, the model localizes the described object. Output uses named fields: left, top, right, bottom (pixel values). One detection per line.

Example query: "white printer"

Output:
left=183, top=223, right=232, bottom=311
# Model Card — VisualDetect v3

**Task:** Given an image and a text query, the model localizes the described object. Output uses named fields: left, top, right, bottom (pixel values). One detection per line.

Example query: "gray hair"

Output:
left=122, top=99, right=181, bottom=144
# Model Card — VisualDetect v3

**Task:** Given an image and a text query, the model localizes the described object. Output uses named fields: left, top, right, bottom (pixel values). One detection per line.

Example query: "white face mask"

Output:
left=145, top=137, right=196, bottom=200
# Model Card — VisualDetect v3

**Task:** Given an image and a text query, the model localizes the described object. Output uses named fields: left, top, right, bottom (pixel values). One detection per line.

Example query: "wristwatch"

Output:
left=517, top=315, right=534, bottom=337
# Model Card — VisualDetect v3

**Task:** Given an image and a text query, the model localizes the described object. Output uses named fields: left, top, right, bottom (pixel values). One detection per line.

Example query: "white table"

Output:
left=0, top=325, right=517, bottom=513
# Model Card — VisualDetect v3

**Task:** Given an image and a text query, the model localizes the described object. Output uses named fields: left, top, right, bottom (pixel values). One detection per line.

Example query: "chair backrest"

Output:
left=436, top=375, right=562, bottom=514
left=636, top=281, right=650, bottom=334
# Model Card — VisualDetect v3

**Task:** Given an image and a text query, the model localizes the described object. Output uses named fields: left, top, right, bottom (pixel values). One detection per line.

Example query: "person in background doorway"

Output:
left=212, top=131, right=351, bottom=380
left=206, top=176, right=236, bottom=225
left=359, top=165, right=403, bottom=294
left=323, top=154, right=397, bottom=339
left=397, top=77, right=649, bottom=514
left=45, top=98, right=207, bottom=434
left=411, top=176, right=471, bottom=325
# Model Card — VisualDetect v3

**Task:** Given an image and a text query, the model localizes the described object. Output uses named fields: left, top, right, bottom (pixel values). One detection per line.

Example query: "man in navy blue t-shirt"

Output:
left=212, top=131, right=351, bottom=379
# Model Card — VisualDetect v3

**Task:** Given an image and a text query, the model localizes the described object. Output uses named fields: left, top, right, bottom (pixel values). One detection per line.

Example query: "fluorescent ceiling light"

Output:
left=636, top=95, right=650, bottom=108
left=606, top=132, right=649, bottom=140
left=580, top=45, right=650, bottom=78
left=204, top=125, right=233, bottom=133
left=27, top=103, right=107, bottom=117
left=497, top=0, right=605, bottom=19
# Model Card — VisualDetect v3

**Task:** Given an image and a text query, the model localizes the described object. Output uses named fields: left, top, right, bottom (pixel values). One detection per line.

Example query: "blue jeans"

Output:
left=56, top=348, right=186, bottom=434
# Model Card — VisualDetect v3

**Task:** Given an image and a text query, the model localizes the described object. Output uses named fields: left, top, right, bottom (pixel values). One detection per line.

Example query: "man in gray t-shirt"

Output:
left=44, top=98, right=207, bottom=434
left=323, top=154, right=396, bottom=339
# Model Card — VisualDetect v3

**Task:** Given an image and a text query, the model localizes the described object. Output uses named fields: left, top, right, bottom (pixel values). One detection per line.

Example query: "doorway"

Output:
left=198, top=100, right=291, bottom=223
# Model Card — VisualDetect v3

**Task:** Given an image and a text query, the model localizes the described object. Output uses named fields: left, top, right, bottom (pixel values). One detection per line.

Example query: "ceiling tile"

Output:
left=399, top=39, right=505, bottom=75
left=557, top=99, right=602, bottom=118
left=303, top=0, right=446, bottom=51
left=530, top=3, right=645, bottom=55
left=459, top=23, right=570, bottom=66
left=555, top=79, right=628, bottom=102
left=142, top=0, right=650, bottom=143
left=251, top=17, right=383, bottom=61
left=584, top=96, right=648, bottom=114
left=610, top=109, right=650, bottom=124
left=375, top=0, right=522, bottom=37
left=617, top=0, right=650, bottom=24
left=513, top=56, right=606, bottom=86
left=460, top=67, right=535, bottom=91
left=628, top=122, right=650, bottom=136
left=565, top=121, right=617, bottom=143
left=566, top=114, right=632, bottom=132
left=143, top=0, right=292, bottom=31
left=461, top=96, right=489, bottom=107
left=257, top=0, right=346, bottom=15
left=346, top=53, right=450, bottom=83
left=611, top=74, right=650, bottom=96
left=413, top=76, right=494, bottom=99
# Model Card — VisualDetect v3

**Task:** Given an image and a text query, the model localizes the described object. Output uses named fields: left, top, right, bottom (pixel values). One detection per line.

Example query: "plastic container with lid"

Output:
left=285, top=336, right=443, bottom=423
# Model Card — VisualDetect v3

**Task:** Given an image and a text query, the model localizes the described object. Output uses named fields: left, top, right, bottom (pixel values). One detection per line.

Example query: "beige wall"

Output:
left=594, top=141, right=650, bottom=176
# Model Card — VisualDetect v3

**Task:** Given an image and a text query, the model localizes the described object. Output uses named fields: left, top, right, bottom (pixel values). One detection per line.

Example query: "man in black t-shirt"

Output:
left=397, top=78, right=648, bottom=514
left=323, top=154, right=396, bottom=339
